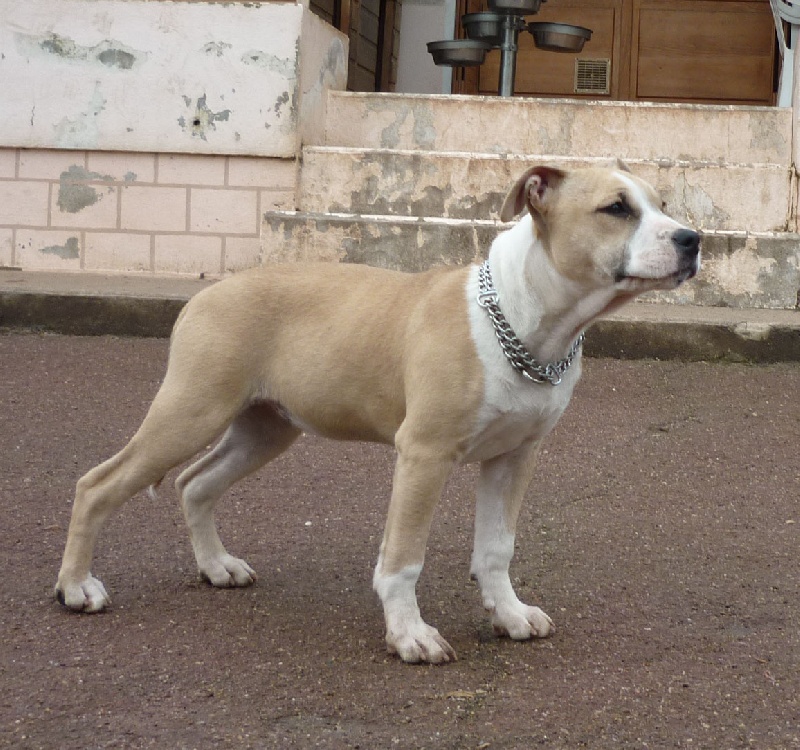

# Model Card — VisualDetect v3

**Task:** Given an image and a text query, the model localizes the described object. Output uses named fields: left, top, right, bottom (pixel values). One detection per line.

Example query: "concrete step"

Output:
left=650, top=231, right=800, bottom=310
left=299, top=147, right=792, bottom=233
left=591, top=303, right=800, bottom=363
left=323, top=92, right=793, bottom=166
left=262, top=210, right=800, bottom=310
left=262, top=210, right=494, bottom=271
left=2, top=269, right=798, bottom=362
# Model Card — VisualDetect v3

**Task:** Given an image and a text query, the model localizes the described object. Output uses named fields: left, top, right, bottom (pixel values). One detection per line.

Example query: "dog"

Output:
left=55, top=164, right=700, bottom=663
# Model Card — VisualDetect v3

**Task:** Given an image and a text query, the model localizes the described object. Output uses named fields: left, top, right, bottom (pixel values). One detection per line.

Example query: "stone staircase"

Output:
left=3, top=93, right=798, bottom=359
left=263, top=91, right=800, bottom=312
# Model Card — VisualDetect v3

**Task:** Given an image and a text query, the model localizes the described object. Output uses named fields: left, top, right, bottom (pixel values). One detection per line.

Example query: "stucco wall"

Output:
left=0, top=0, right=346, bottom=274
left=0, top=0, right=347, bottom=156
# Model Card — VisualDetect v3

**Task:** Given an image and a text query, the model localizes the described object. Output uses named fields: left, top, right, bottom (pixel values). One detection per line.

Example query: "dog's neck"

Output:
left=488, top=216, right=624, bottom=364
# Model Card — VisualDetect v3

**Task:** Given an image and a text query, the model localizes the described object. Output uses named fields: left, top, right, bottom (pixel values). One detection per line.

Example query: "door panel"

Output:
left=632, top=1, right=776, bottom=103
left=457, top=0, right=776, bottom=103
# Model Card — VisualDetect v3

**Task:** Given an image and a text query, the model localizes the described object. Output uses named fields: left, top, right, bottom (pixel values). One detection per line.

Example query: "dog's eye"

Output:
left=599, top=200, right=630, bottom=218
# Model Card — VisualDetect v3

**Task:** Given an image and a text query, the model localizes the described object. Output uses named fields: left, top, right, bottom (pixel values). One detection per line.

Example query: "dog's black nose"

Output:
left=672, top=228, right=701, bottom=257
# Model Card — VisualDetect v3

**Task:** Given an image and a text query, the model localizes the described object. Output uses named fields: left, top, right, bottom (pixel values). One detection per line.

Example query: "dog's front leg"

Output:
left=373, top=434, right=457, bottom=664
left=471, top=439, right=555, bottom=641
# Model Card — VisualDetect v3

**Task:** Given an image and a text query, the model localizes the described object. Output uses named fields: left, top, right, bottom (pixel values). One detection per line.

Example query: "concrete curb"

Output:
left=1, top=271, right=798, bottom=362
left=0, top=271, right=210, bottom=338
left=588, top=317, right=800, bottom=363
left=0, top=290, right=186, bottom=338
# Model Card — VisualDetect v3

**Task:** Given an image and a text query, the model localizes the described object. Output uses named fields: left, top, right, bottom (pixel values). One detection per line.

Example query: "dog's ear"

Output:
left=614, top=158, right=632, bottom=173
left=500, top=166, right=567, bottom=222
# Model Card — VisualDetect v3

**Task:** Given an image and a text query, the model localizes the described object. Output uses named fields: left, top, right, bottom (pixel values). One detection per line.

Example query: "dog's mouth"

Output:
left=615, top=260, right=699, bottom=289
left=675, top=264, right=699, bottom=283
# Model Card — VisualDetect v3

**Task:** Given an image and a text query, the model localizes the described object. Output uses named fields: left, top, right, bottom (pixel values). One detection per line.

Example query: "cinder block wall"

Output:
left=0, top=148, right=296, bottom=276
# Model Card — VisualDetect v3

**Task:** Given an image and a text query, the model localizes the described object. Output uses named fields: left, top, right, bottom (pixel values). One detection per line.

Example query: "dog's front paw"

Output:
left=198, top=553, right=257, bottom=588
left=386, top=621, right=457, bottom=664
left=491, top=602, right=554, bottom=640
left=55, top=574, right=110, bottom=613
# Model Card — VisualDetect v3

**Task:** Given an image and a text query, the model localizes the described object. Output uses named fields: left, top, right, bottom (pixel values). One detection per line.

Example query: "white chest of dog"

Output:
left=56, top=164, right=700, bottom=663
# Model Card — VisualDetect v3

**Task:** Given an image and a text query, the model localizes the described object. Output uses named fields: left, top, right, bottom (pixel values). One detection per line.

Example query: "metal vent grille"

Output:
left=574, top=58, right=611, bottom=95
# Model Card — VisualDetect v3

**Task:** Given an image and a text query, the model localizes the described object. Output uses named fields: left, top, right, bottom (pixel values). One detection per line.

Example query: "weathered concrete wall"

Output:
left=647, top=232, right=800, bottom=310
left=257, top=92, right=799, bottom=311
left=262, top=210, right=800, bottom=310
left=0, top=0, right=347, bottom=274
left=262, top=212, right=493, bottom=271
left=323, top=93, right=793, bottom=165
left=299, top=148, right=793, bottom=233
left=298, top=11, right=349, bottom=148
left=0, top=0, right=347, bottom=156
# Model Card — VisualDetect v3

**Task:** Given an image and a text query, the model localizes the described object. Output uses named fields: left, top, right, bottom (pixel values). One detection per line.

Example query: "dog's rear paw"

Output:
left=491, top=603, right=554, bottom=640
left=55, top=574, right=110, bottom=613
left=199, top=554, right=257, bottom=588
left=386, top=622, right=457, bottom=664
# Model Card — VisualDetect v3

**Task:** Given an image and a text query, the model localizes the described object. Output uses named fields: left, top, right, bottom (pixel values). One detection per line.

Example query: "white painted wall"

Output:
left=395, top=0, right=455, bottom=95
left=0, top=0, right=347, bottom=156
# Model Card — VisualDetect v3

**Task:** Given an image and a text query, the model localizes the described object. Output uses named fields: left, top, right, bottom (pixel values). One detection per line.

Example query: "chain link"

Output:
left=477, top=260, right=584, bottom=386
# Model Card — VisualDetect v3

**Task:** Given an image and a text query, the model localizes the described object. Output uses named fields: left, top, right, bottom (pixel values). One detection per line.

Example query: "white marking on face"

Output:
left=615, top=171, right=689, bottom=282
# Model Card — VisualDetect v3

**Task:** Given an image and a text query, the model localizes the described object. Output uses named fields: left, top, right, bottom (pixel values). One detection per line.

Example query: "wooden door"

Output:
left=456, top=0, right=776, bottom=103
left=631, top=0, right=776, bottom=104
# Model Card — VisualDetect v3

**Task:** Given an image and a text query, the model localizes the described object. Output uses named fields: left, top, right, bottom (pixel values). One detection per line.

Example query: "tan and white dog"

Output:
left=56, top=164, right=700, bottom=663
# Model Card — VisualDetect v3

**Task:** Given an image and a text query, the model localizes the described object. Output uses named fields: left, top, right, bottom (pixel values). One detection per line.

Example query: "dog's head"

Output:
left=500, top=164, right=700, bottom=293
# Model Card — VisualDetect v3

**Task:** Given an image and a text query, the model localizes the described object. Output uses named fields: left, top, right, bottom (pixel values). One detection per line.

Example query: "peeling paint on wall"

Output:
left=299, top=34, right=347, bottom=146
left=178, top=95, right=232, bottom=141
left=52, top=83, right=107, bottom=149
left=677, top=173, right=731, bottom=231
left=274, top=91, right=291, bottom=115
left=97, top=48, right=136, bottom=70
left=2, top=0, right=346, bottom=156
left=203, top=41, right=232, bottom=57
left=40, top=237, right=80, bottom=259
left=375, top=104, right=437, bottom=150
left=241, top=50, right=294, bottom=77
left=57, top=165, right=113, bottom=213
left=707, top=240, right=776, bottom=298
left=17, top=32, right=145, bottom=70
left=749, top=119, right=789, bottom=159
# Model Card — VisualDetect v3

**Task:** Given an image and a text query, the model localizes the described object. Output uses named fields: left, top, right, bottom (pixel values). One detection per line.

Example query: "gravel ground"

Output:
left=1, top=332, right=798, bottom=749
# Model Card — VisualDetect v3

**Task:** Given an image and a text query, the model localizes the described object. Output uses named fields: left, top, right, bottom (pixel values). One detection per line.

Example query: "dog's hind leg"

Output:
left=470, top=438, right=555, bottom=641
left=176, top=403, right=300, bottom=587
left=56, top=378, right=249, bottom=613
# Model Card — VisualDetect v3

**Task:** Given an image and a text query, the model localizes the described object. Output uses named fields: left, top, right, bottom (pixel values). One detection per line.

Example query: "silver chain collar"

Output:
left=476, top=260, right=584, bottom=386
